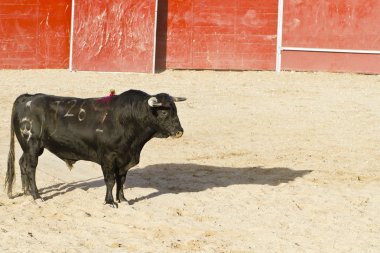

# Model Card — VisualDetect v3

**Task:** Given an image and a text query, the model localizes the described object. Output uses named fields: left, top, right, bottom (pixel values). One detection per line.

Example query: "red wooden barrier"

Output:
left=1, top=0, right=380, bottom=74
left=156, top=0, right=278, bottom=70
left=72, top=0, right=156, bottom=73
left=0, top=0, right=71, bottom=69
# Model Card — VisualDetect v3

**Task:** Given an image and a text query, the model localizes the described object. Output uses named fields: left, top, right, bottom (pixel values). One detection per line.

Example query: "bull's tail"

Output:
left=5, top=104, right=16, bottom=198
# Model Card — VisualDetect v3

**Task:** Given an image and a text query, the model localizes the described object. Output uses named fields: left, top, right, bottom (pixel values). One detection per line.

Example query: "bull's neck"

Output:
left=126, top=124, right=156, bottom=151
left=138, top=126, right=156, bottom=144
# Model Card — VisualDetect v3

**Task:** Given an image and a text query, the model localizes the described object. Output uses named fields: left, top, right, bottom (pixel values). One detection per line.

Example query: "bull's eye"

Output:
left=158, top=110, right=169, bottom=118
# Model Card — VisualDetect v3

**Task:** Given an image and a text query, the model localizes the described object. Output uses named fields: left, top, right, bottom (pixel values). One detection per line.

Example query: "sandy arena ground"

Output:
left=0, top=69, right=379, bottom=252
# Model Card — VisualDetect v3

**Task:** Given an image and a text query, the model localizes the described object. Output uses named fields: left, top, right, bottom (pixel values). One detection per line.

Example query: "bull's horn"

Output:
left=148, top=97, right=162, bottom=107
left=171, top=96, right=187, bottom=102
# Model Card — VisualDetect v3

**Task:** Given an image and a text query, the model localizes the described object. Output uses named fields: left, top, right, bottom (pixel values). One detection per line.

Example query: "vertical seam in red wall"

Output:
left=233, top=1, right=236, bottom=67
left=191, top=1, right=194, bottom=67
left=36, top=2, right=40, bottom=66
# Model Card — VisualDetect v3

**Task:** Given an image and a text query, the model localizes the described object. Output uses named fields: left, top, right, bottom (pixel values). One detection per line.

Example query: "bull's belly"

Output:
left=44, top=135, right=98, bottom=163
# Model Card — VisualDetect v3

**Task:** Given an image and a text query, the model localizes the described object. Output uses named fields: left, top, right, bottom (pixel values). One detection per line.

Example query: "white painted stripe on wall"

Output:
left=282, top=47, right=380, bottom=55
left=276, top=0, right=284, bottom=72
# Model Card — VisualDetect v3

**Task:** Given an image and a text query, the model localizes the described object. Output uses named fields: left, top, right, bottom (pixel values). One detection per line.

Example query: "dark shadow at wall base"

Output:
left=155, top=0, right=168, bottom=73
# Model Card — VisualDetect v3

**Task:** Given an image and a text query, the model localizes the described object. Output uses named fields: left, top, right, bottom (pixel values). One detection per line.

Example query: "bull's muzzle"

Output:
left=172, top=131, right=183, bottom=138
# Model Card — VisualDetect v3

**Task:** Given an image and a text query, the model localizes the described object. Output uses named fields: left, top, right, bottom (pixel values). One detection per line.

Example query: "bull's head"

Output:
left=148, top=94, right=186, bottom=138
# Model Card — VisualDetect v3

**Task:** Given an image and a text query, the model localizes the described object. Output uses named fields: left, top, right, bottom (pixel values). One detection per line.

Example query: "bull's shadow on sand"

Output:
left=40, top=164, right=312, bottom=203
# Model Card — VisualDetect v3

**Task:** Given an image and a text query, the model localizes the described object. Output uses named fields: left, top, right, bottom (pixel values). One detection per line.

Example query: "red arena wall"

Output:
left=0, top=0, right=71, bottom=69
left=1, top=1, right=380, bottom=73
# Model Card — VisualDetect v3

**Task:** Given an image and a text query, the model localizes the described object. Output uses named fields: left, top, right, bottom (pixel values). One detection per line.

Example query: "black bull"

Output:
left=5, top=89, right=186, bottom=207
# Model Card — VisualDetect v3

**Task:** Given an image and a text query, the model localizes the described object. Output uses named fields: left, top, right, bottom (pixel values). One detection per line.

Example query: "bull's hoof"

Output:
left=117, top=196, right=128, bottom=203
left=104, top=201, right=118, bottom=208
left=9, top=192, right=24, bottom=199
left=32, top=194, right=43, bottom=201
left=34, top=198, right=45, bottom=206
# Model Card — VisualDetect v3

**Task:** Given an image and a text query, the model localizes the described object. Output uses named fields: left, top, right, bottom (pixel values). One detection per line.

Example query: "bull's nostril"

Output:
left=175, top=131, right=183, bottom=138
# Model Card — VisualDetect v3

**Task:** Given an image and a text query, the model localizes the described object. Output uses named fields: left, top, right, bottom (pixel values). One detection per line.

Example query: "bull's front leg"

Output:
left=101, top=165, right=118, bottom=208
left=116, top=172, right=128, bottom=203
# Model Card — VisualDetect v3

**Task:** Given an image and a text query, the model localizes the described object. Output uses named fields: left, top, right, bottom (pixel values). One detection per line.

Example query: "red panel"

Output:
left=282, top=51, right=380, bottom=74
left=72, top=0, right=156, bottom=73
left=282, top=0, right=380, bottom=74
left=283, top=0, right=380, bottom=50
left=0, top=0, right=71, bottom=69
left=156, top=0, right=278, bottom=70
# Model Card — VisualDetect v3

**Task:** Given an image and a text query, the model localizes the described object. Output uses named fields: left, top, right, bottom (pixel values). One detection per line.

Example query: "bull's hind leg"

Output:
left=23, top=142, right=43, bottom=200
left=19, top=154, right=30, bottom=195
left=25, top=153, right=41, bottom=200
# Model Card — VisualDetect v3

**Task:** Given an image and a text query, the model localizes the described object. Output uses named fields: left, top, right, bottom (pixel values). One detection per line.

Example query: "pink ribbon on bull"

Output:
left=97, top=89, right=116, bottom=104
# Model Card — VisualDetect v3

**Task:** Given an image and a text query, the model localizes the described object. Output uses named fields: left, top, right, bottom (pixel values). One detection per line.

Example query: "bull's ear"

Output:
left=148, top=97, right=162, bottom=107
left=171, top=96, right=187, bottom=102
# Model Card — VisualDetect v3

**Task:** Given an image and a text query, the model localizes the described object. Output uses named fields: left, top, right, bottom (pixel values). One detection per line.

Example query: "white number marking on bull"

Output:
left=51, top=101, right=63, bottom=136
left=78, top=102, right=86, bottom=122
left=53, top=101, right=62, bottom=117
left=20, top=117, right=33, bottom=143
left=64, top=99, right=77, bottom=117
left=95, top=112, right=108, bottom=133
